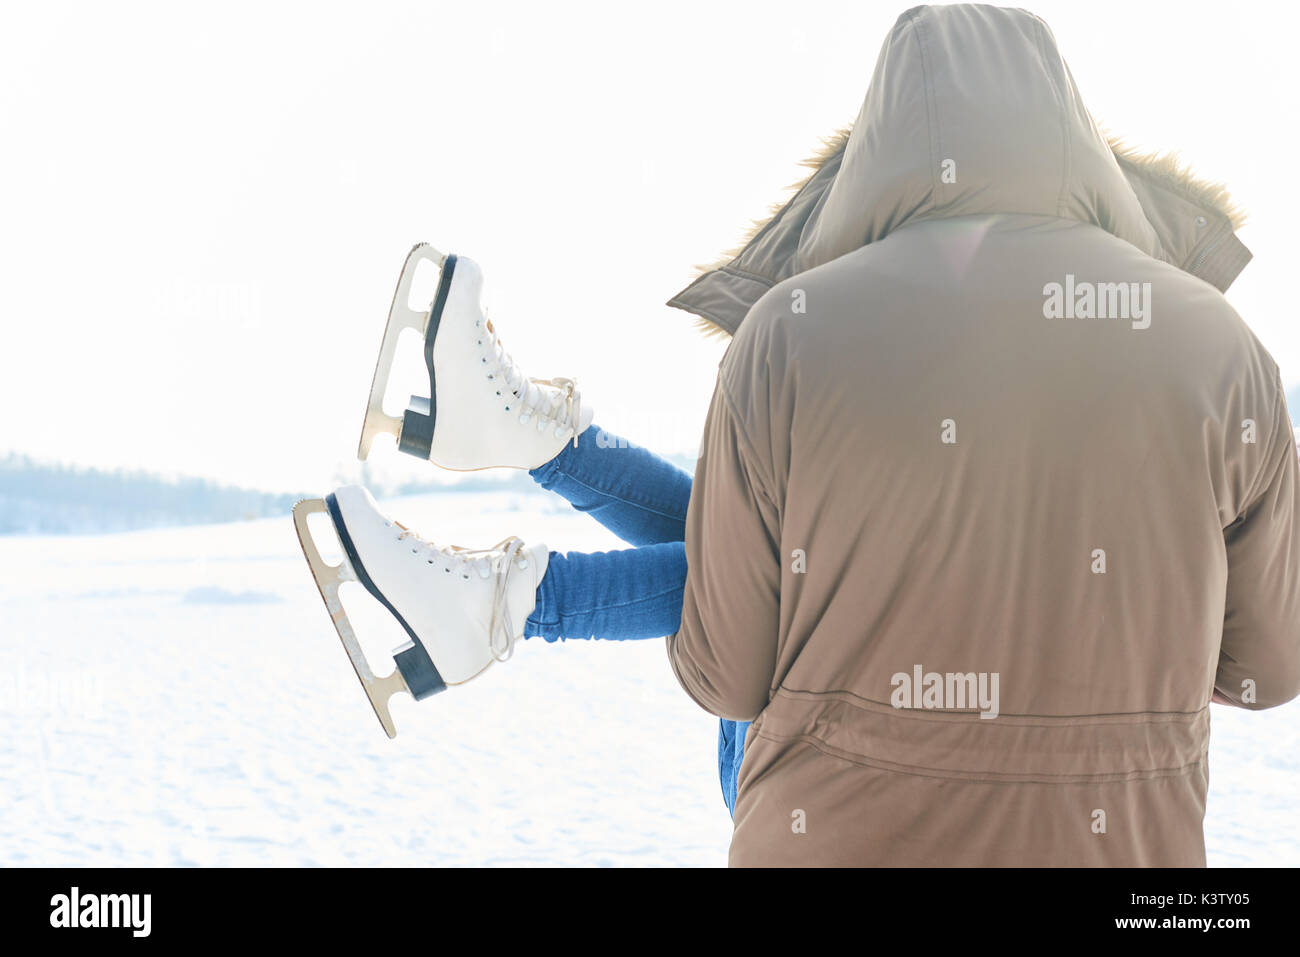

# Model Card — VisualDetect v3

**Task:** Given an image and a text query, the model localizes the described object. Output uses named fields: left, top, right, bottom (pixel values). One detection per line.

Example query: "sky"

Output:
left=1, top=0, right=1296, bottom=492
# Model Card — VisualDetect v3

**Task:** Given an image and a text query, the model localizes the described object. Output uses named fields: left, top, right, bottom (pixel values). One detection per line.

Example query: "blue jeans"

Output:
left=523, top=424, right=750, bottom=816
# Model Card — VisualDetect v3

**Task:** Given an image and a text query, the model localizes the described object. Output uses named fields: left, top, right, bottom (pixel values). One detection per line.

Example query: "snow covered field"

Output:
left=1, top=490, right=1297, bottom=867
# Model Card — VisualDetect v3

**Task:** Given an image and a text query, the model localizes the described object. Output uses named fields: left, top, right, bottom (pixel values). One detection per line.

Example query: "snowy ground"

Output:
left=1, top=490, right=1297, bottom=867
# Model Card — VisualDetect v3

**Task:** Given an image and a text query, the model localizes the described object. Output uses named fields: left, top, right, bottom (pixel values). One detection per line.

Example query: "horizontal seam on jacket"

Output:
left=773, top=686, right=1207, bottom=725
left=754, top=728, right=1207, bottom=785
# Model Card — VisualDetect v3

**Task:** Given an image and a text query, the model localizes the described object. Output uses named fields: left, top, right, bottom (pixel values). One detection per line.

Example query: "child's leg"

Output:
left=524, top=542, right=685, bottom=641
left=529, top=424, right=692, bottom=547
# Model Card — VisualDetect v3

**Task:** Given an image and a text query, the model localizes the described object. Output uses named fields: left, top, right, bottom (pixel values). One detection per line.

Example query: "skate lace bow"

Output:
left=396, top=526, right=527, bottom=661
left=487, top=327, right=583, bottom=446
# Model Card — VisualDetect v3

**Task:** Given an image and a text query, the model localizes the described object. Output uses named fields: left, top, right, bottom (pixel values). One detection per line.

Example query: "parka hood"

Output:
left=669, top=4, right=1251, bottom=338
left=802, top=4, right=1159, bottom=267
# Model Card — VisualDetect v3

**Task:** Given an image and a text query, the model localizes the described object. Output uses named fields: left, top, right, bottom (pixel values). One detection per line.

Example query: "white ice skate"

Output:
left=357, top=244, right=595, bottom=469
left=292, top=485, right=549, bottom=738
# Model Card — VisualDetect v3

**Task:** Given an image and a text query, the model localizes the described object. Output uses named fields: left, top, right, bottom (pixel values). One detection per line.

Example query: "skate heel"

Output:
left=397, top=395, right=434, bottom=459
left=357, top=243, right=449, bottom=461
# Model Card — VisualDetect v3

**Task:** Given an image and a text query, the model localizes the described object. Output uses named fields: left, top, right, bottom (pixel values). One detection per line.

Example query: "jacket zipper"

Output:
left=1189, top=231, right=1224, bottom=274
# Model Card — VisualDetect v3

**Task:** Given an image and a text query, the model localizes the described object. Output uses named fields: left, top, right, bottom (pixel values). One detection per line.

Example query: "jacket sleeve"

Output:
left=666, top=376, right=782, bottom=722
left=1217, top=383, right=1300, bottom=709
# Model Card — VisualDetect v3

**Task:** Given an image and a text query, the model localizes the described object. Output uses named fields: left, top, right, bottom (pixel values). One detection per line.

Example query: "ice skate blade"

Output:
left=293, top=498, right=409, bottom=738
left=357, top=242, right=447, bottom=461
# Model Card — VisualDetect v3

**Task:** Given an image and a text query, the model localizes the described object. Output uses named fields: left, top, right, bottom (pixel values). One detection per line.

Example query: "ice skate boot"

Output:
left=357, top=244, right=594, bottom=469
left=292, top=485, right=548, bottom=738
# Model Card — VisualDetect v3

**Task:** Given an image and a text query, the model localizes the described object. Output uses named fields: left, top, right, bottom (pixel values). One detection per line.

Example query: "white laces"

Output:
left=482, top=319, right=584, bottom=446
left=394, top=524, right=529, bottom=662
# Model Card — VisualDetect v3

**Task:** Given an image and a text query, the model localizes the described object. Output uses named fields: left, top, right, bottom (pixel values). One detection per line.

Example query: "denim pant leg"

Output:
left=525, top=542, right=686, bottom=642
left=524, top=424, right=690, bottom=640
left=528, top=424, right=692, bottom=546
